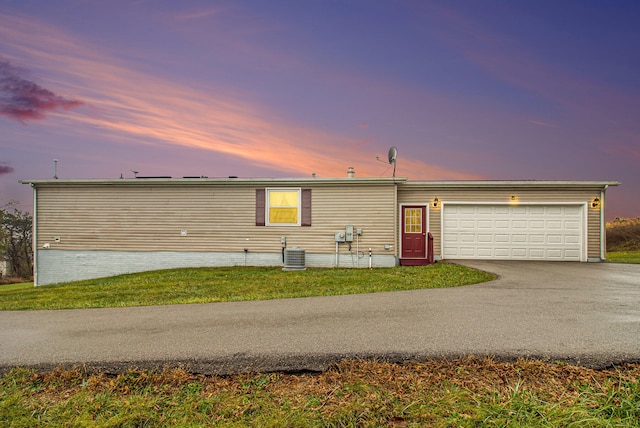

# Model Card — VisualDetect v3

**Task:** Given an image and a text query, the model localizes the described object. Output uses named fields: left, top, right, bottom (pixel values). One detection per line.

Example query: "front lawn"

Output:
left=0, top=263, right=494, bottom=311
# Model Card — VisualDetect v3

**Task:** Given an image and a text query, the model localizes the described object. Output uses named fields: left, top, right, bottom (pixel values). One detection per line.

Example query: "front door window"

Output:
left=404, top=208, right=423, bottom=234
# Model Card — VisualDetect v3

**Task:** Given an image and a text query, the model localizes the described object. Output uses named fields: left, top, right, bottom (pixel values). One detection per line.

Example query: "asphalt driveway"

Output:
left=1, top=261, right=639, bottom=373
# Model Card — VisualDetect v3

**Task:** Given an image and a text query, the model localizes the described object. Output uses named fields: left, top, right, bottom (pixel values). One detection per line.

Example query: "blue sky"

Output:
left=1, top=0, right=639, bottom=218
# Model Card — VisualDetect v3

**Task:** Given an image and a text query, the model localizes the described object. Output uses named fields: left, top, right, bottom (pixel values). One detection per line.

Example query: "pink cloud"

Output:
left=0, top=59, right=83, bottom=123
left=0, top=12, right=476, bottom=181
left=528, top=119, right=553, bottom=127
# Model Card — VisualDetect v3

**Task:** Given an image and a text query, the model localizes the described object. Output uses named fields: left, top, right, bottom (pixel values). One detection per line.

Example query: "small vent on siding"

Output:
left=283, top=248, right=306, bottom=271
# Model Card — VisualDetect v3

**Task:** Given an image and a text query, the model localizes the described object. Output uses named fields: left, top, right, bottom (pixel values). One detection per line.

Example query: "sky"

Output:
left=1, top=0, right=639, bottom=219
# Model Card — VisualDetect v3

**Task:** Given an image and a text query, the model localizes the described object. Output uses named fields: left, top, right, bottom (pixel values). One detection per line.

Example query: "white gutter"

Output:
left=402, top=180, right=620, bottom=189
left=601, top=185, right=608, bottom=261
left=393, top=181, right=398, bottom=261
left=31, top=184, right=38, bottom=286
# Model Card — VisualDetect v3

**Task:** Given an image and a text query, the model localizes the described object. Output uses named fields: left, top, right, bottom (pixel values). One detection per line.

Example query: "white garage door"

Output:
left=442, top=204, right=585, bottom=261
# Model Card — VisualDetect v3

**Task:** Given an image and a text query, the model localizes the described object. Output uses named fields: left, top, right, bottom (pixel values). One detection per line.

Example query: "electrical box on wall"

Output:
left=345, top=225, right=354, bottom=242
left=334, top=232, right=346, bottom=243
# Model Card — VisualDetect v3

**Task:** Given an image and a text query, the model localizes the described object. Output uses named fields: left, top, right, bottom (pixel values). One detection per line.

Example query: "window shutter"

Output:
left=256, top=189, right=265, bottom=226
left=301, top=189, right=312, bottom=226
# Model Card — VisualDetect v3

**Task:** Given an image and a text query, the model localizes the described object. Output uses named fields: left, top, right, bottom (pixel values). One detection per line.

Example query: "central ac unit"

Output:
left=283, top=248, right=306, bottom=271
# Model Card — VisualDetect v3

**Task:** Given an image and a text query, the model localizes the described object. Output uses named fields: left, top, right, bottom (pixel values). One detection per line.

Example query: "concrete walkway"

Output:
left=1, top=261, right=639, bottom=373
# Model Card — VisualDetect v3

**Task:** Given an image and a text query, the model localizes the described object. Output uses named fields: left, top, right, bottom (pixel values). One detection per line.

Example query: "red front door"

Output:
left=402, top=206, right=426, bottom=259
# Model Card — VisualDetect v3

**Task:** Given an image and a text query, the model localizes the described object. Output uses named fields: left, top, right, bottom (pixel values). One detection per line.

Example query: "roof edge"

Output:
left=401, top=180, right=620, bottom=188
left=20, top=177, right=408, bottom=186
left=19, top=178, right=620, bottom=188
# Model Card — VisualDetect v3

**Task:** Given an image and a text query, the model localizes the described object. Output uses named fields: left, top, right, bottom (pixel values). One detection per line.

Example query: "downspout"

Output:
left=393, top=181, right=398, bottom=265
left=31, top=184, right=38, bottom=286
left=600, top=185, right=608, bottom=261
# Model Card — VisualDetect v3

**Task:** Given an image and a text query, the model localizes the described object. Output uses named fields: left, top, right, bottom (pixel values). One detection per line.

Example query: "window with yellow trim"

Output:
left=267, top=188, right=301, bottom=226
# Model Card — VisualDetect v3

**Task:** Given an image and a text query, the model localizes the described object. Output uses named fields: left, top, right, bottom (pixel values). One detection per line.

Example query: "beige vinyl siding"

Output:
left=398, top=187, right=603, bottom=259
left=36, top=182, right=396, bottom=255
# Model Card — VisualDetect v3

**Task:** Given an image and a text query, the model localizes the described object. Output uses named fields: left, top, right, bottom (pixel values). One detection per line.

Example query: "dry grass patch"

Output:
left=3, top=358, right=639, bottom=426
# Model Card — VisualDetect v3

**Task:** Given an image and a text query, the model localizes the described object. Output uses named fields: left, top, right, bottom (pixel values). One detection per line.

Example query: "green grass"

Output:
left=0, top=263, right=494, bottom=311
left=0, top=282, right=31, bottom=291
left=607, top=251, right=640, bottom=264
left=1, top=358, right=639, bottom=427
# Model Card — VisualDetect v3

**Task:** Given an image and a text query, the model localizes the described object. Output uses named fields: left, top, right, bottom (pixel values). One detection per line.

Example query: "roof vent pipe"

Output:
left=347, top=167, right=355, bottom=178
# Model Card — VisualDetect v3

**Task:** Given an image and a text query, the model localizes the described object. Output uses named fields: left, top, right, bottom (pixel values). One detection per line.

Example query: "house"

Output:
left=21, top=173, right=618, bottom=285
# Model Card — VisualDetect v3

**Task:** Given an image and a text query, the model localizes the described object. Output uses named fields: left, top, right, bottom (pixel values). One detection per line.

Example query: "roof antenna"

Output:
left=131, top=170, right=139, bottom=178
left=53, top=159, right=59, bottom=179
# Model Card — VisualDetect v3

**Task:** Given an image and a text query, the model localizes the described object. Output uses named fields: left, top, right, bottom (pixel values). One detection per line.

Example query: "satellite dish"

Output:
left=388, top=147, right=398, bottom=164
left=387, top=146, right=398, bottom=177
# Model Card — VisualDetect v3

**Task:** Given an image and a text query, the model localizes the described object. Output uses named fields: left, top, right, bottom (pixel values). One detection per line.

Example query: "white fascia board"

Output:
left=20, top=177, right=408, bottom=187
left=401, top=180, right=620, bottom=189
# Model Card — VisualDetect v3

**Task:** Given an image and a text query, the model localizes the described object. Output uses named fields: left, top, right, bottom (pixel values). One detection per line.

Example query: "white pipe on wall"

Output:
left=31, top=184, right=38, bottom=286
left=601, top=185, right=608, bottom=260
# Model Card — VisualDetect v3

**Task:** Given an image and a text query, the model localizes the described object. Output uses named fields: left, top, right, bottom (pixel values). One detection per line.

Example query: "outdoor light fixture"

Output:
left=433, top=197, right=439, bottom=207
left=592, top=197, right=600, bottom=208
left=511, top=195, right=516, bottom=201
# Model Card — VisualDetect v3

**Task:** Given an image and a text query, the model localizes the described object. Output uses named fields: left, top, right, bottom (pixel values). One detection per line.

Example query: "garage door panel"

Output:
left=565, top=235, right=580, bottom=244
left=564, top=249, right=580, bottom=258
left=546, top=206, right=563, bottom=215
left=564, top=220, right=580, bottom=230
left=530, top=234, right=545, bottom=244
left=546, top=249, right=564, bottom=259
left=495, top=248, right=510, bottom=257
left=546, top=220, right=562, bottom=229
left=547, top=234, right=562, bottom=244
left=460, top=234, right=475, bottom=242
left=530, top=220, right=545, bottom=229
left=477, top=248, right=493, bottom=257
left=443, top=204, right=584, bottom=261
left=512, top=234, right=527, bottom=243
left=512, top=220, right=527, bottom=228
left=459, top=248, right=476, bottom=257
left=530, top=249, right=545, bottom=258
left=512, top=248, right=527, bottom=257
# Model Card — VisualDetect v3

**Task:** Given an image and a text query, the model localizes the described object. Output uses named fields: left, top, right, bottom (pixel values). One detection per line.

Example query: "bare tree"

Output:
left=1, top=202, right=33, bottom=278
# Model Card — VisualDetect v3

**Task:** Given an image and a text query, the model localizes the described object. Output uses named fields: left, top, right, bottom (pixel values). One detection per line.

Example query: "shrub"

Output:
left=607, top=217, right=640, bottom=251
